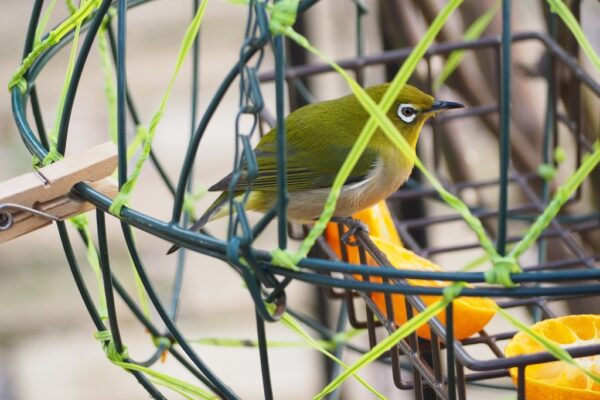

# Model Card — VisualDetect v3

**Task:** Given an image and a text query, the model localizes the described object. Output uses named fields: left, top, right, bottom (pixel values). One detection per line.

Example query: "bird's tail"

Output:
left=166, top=192, right=230, bottom=254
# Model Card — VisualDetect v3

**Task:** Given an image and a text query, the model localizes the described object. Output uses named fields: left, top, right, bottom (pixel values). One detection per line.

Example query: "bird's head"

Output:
left=366, top=84, right=464, bottom=148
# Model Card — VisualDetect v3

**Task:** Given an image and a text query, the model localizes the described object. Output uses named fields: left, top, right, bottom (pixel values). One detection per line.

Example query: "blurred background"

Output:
left=1, top=1, right=599, bottom=399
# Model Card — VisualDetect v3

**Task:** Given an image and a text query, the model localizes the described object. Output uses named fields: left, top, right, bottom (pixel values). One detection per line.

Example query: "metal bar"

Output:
left=97, top=211, right=124, bottom=353
left=328, top=301, right=348, bottom=400
left=446, top=302, right=456, bottom=400
left=497, top=0, right=512, bottom=255
left=389, top=172, right=539, bottom=200
left=257, top=32, right=600, bottom=96
left=255, top=310, right=274, bottom=400
left=117, top=0, right=128, bottom=187
left=273, top=30, right=288, bottom=250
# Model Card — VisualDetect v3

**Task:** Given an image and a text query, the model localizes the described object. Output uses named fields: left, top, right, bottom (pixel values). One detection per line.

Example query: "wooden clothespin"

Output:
left=0, top=142, right=118, bottom=243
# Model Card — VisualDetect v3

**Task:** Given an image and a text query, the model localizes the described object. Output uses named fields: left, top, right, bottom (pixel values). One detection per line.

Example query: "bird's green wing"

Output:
left=209, top=94, right=378, bottom=192
left=209, top=143, right=377, bottom=192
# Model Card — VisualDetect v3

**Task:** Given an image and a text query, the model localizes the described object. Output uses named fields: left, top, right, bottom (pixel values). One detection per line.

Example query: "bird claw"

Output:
left=330, top=217, right=369, bottom=246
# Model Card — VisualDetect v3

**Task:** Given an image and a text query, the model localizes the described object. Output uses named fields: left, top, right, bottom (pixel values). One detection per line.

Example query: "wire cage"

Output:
left=7, top=0, right=600, bottom=399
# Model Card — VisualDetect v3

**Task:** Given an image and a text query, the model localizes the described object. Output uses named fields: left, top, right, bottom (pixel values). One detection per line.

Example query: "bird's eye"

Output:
left=402, top=107, right=414, bottom=117
left=398, top=104, right=417, bottom=123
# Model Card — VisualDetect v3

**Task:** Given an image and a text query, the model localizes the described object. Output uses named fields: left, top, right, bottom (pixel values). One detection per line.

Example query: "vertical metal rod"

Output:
left=497, top=0, right=512, bottom=255
left=22, top=1, right=44, bottom=69
left=97, top=211, right=167, bottom=399
left=255, top=309, right=274, bottom=400
left=59, top=223, right=106, bottom=331
left=170, top=0, right=202, bottom=321
left=535, top=4, right=558, bottom=323
left=517, top=365, right=526, bottom=400
left=354, top=0, right=366, bottom=85
left=117, top=0, right=128, bottom=187
left=274, top=33, right=288, bottom=249
left=571, top=0, right=583, bottom=201
left=446, top=302, right=456, bottom=400
left=23, top=1, right=50, bottom=148
left=456, top=363, right=467, bottom=400
left=97, top=210, right=124, bottom=353
left=328, top=301, right=348, bottom=400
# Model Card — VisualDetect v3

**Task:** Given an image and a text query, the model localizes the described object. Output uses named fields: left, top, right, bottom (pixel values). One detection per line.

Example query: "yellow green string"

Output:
left=315, top=282, right=467, bottom=399
left=547, top=0, right=600, bottom=72
left=538, top=146, right=566, bottom=181
left=112, top=361, right=217, bottom=399
left=554, top=146, right=566, bottom=164
left=42, top=0, right=92, bottom=166
left=109, top=0, right=209, bottom=216
left=95, top=332, right=216, bottom=398
left=269, top=0, right=298, bottom=35
left=510, top=142, right=600, bottom=260
left=433, top=0, right=500, bottom=91
left=97, top=15, right=118, bottom=144
left=34, top=0, right=59, bottom=45
left=537, top=163, right=557, bottom=181
left=69, top=215, right=109, bottom=320
left=64, top=0, right=78, bottom=14
left=266, top=303, right=385, bottom=399
left=94, top=330, right=129, bottom=362
left=9, top=0, right=102, bottom=91
left=152, top=336, right=172, bottom=349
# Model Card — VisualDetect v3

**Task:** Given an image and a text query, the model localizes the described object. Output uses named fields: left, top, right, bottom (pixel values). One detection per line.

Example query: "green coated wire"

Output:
left=109, top=0, right=208, bottom=215
left=8, top=0, right=103, bottom=92
left=10, top=0, right=600, bottom=397
left=496, top=0, right=512, bottom=257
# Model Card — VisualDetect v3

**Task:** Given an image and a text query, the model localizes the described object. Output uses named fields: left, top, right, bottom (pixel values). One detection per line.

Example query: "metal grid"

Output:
left=290, top=31, right=600, bottom=400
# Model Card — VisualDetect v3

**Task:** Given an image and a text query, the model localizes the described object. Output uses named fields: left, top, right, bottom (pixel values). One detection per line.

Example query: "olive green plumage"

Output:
left=168, top=84, right=462, bottom=254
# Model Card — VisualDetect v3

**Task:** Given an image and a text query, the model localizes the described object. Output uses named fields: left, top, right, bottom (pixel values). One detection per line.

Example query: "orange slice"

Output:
left=324, top=201, right=401, bottom=265
left=504, top=315, right=600, bottom=400
left=325, top=202, right=496, bottom=340
left=351, top=201, right=403, bottom=246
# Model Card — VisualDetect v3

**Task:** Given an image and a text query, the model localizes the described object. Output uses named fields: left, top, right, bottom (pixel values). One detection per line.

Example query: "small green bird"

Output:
left=168, top=84, right=462, bottom=254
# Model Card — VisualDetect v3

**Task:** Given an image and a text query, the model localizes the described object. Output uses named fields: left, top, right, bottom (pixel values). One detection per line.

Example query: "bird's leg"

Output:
left=330, top=216, right=370, bottom=246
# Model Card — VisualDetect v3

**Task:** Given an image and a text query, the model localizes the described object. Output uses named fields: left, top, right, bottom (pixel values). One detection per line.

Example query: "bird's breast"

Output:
left=285, top=149, right=414, bottom=220
left=337, top=151, right=412, bottom=213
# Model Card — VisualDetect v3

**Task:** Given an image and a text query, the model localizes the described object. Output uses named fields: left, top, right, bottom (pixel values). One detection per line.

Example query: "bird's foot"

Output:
left=330, top=216, right=369, bottom=246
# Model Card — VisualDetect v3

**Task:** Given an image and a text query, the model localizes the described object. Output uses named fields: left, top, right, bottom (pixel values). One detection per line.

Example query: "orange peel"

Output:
left=504, top=314, right=600, bottom=400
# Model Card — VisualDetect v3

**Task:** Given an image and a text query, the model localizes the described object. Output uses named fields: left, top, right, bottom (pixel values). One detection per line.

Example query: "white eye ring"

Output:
left=397, top=103, right=417, bottom=123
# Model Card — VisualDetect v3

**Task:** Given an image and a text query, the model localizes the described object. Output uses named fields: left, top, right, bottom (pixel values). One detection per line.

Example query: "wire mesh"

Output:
left=7, top=0, right=600, bottom=399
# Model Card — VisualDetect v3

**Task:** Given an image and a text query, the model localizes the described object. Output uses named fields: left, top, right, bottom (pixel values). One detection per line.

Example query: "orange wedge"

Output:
left=324, top=200, right=401, bottom=265
left=504, top=315, right=600, bottom=400
left=325, top=202, right=496, bottom=340
left=351, top=201, right=403, bottom=246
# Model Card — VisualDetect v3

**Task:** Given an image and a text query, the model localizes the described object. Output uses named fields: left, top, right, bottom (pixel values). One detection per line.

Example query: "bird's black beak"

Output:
left=429, top=100, right=464, bottom=113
